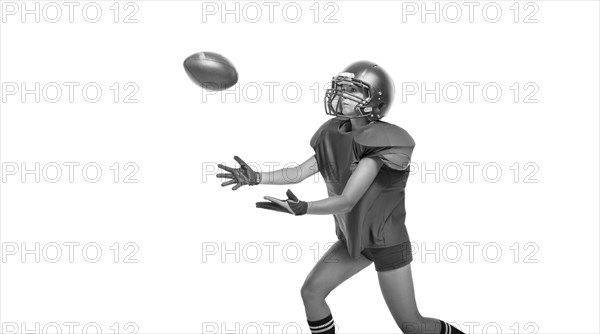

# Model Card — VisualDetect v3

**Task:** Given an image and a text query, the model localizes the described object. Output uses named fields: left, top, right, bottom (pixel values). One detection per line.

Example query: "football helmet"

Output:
left=324, top=61, right=395, bottom=121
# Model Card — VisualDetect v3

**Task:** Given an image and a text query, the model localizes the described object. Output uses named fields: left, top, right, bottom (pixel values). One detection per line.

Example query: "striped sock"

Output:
left=439, top=320, right=465, bottom=334
left=307, top=313, right=335, bottom=334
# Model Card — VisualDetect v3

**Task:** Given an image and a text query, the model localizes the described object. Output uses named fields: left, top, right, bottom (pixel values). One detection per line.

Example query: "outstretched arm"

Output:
left=260, top=155, right=319, bottom=185
left=306, top=157, right=381, bottom=215
left=256, top=157, right=382, bottom=216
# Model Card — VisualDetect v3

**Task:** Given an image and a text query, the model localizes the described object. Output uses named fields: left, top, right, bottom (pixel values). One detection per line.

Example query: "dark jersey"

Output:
left=310, top=117, right=416, bottom=260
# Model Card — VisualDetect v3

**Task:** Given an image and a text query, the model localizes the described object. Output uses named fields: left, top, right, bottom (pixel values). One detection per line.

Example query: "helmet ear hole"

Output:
left=377, top=102, right=385, bottom=111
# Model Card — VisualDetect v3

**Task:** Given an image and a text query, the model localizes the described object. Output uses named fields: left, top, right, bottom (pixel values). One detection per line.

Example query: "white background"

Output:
left=1, top=1, right=599, bottom=333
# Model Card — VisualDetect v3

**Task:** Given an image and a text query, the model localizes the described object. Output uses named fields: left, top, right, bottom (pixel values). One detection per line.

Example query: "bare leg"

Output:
left=377, top=264, right=442, bottom=334
left=301, top=239, right=373, bottom=320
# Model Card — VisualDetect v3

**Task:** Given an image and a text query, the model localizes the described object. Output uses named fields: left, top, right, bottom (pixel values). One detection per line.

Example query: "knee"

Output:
left=300, top=280, right=329, bottom=302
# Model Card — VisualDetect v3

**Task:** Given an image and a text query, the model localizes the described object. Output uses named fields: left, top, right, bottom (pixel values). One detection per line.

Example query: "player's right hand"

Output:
left=217, top=156, right=261, bottom=191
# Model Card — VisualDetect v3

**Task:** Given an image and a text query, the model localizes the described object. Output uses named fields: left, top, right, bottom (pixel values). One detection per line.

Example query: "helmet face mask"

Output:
left=325, top=74, right=373, bottom=119
left=324, top=61, right=395, bottom=121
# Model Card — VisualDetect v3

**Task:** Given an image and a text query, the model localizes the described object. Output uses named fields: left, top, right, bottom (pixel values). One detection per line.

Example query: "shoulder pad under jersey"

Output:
left=310, top=117, right=341, bottom=148
left=353, top=121, right=415, bottom=147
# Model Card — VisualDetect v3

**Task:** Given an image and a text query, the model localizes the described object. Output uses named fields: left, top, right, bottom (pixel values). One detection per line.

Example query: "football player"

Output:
left=217, top=61, right=465, bottom=334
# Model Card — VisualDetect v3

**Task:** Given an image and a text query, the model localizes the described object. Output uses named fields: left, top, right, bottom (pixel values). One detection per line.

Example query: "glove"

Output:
left=255, top=189, right=308, bottom=216
left=217, top=156, right=261, bottom=191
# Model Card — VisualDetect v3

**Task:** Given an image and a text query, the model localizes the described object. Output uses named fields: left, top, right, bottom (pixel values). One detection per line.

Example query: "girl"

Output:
left=217, top=61, right=465, bottom=334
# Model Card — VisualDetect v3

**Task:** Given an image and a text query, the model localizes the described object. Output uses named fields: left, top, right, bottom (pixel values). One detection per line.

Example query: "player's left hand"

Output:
left=256, top=189, right=308, bottom=216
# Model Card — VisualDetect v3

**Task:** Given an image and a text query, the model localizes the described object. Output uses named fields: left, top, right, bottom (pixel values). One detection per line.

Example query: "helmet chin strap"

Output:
left=336, top=114, right=370, bottom=119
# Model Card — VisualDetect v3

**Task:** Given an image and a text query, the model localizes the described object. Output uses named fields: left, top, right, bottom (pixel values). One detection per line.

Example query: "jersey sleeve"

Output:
left=310, top=118, right=334, bottom=149
left=351, top=143, right=412, bottom=172
left=350, top=121, right=415, bottom=172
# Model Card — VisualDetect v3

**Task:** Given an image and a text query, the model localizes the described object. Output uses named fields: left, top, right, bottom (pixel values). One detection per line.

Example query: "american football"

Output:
left=183, top=51, right=238, bottom=91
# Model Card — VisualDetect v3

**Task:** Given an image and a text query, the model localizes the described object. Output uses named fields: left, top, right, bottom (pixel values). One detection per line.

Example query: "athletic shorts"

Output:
left=342, top=239, right=413, bottom=272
